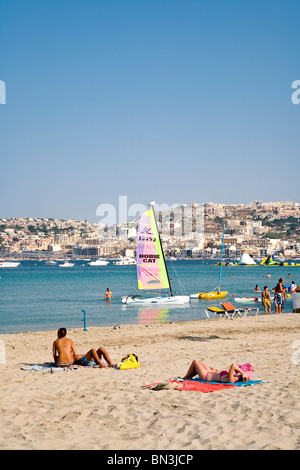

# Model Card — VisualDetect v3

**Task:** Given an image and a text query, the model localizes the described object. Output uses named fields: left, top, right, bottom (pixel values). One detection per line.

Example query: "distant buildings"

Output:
left=1, top=200, right=299, bottom=259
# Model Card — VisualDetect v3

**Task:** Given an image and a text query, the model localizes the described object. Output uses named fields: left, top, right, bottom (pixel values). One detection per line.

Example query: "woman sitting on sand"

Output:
left=182, top=360, right=250, bottom=383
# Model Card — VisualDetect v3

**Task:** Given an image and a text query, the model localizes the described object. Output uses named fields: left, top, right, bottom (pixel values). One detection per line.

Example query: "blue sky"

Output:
left=1, top=0, right=299, bottom=222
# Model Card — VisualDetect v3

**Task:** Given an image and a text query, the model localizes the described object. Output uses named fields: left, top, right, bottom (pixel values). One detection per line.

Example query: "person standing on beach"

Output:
left=291, top=281, right=297, bottom=294
left=274, top=278, right=286, bottom=314
left=261, top=286, right=272, bottom=314
left=104, top=288, right=113, bottom=301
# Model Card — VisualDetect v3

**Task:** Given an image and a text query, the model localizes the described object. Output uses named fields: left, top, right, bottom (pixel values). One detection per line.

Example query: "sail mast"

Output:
left=218, top=225, right=225, bottom=292
left=150, top=202, right=173, bottom=297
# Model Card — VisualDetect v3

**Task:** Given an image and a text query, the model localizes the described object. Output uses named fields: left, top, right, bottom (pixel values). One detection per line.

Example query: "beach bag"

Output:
left=116, top=353, right=140, bottom=370
left=238, top=363, right=254, bottom=380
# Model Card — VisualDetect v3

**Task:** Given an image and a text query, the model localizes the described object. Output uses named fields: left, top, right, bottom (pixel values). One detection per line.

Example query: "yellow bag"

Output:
left=116, top=353, right=140, bottom=370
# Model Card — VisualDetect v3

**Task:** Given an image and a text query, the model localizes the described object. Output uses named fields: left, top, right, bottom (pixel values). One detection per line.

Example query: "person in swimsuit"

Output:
left=53, top=328, right=77, bottom=367
left=53, top=328, right=114, bottom=368
left=291, top=281, right=297, bottom=294
left=274, top=278, right=286, bottom=314
left=182, top=360, right=249, bottom=383
left=261, top=286, right=272, bottom=314
left=76, top=346, right=114, bottom=368
left=104, top=288, right=113, bottom=301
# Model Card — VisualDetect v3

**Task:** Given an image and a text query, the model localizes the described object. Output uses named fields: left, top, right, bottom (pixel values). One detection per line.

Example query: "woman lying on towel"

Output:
left=182, top=360, right=250, bottom=383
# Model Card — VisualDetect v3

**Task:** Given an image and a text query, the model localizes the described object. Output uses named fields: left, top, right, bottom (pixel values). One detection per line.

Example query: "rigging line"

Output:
left=168, top=259, right=188, bottom=295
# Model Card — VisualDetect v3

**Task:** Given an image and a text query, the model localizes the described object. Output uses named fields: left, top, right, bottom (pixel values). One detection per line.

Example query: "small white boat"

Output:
left=114, top=257, right=136, bottom=265
left=233, top=297, right=261, bottom=303
left=122, top=295, right=190, bottom=305
left=0, top=259, right=20, bottom=268
left=44, top=260, right=57, bottom=266
left=59, top=261, right=75, bottom=267
left=87, top=259, right=109, bottom=266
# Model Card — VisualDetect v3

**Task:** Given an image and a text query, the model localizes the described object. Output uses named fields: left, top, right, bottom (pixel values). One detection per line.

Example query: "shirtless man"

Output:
left=274, top=278, right=286, bottom=314
left=104, top=288, right=113, bottom=301
left=53, top=328, right=114, bottom=368
left=261, top=286, right=272, bottom=314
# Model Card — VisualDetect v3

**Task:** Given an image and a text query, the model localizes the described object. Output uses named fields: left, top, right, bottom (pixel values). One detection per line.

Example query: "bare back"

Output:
left=53, top=337, right=76, bottom=365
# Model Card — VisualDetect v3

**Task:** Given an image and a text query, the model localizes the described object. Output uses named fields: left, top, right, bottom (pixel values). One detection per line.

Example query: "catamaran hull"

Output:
left=122, top=295, right=190, bottom=305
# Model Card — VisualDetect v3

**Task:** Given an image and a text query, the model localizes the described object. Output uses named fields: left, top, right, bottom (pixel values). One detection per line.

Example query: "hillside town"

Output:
left=1, top=201, right=300, bottom=261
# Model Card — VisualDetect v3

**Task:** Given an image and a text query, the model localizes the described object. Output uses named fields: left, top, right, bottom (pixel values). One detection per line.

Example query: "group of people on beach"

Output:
left=53, top=327, right=252, bottom=384
left=256, top=277, right=297, bottom=314
left=52, top=274, right=296, bottom=382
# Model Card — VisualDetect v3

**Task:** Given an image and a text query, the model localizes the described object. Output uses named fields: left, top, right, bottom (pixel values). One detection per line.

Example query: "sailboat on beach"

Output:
left=190, top=226, right=228, bottom=300
left=122, top=202, right=190, bottom=305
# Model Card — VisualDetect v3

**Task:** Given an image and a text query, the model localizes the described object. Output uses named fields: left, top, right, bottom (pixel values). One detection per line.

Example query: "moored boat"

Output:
left=114, top=257, right=136, bottom=265
left=59, top=261, right=75, bottom=267
left=190, top=291, right=228, bottom=300
left=0, top=258, right=20, bottom=268
left=87, top=259, right=109, bottom=266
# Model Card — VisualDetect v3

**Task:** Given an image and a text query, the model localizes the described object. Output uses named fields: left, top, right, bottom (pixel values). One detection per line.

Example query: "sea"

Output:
left=0, top=260, right=298, bottom=334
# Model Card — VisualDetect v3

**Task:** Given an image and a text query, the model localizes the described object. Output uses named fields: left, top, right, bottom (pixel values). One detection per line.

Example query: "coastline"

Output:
left=1, top=313, right=299, bottom=450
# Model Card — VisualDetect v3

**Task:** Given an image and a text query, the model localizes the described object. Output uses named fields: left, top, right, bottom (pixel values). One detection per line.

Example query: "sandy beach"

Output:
left=0, top=313, right=299, bottom=451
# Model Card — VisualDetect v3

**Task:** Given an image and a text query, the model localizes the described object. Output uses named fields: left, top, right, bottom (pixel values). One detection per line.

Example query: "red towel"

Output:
left=171, top=380, right=236, bottom=392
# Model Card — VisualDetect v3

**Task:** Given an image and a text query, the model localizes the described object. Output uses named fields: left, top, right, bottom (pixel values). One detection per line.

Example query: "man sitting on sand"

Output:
left=53, top=328, right=114, bottom=368
left=261, top=286, right=272, bottom=314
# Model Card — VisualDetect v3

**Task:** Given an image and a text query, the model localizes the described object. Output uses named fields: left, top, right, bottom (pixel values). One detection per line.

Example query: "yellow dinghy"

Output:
left=190, top=291, right=228, bottom=299
left=199, top=291, right=228, bottom=299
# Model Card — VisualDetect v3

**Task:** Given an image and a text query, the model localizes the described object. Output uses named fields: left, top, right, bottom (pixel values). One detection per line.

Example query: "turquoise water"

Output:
left=0, top=260, right=297, bottom=333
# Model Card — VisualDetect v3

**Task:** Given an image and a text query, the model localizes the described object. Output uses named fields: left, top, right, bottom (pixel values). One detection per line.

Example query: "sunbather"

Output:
left=53, top=327, right=114, bottom=368
left=75, top=346, right=114, bottom=368
left=182, top=360, right=249, bottom=383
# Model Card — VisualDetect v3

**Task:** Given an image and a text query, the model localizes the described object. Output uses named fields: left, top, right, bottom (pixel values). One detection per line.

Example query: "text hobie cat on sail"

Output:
left=122, top=202, right=190, bottom=305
